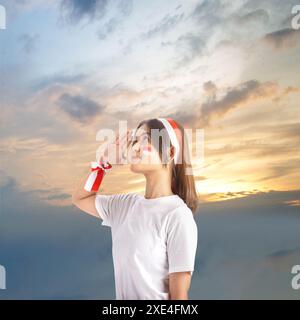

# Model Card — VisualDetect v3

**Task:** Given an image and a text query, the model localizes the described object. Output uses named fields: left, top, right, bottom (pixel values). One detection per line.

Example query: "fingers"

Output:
left=97, top=130, right=132, bottom=164
left=116, top=130, right=129, bottom=145
left=119, top=130, right=133, bottom=163
left=117, top=130, right=130, bottom=148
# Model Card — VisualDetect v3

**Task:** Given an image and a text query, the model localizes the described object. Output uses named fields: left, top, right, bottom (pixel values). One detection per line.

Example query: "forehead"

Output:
left=134, top=124, right=149, bottom=138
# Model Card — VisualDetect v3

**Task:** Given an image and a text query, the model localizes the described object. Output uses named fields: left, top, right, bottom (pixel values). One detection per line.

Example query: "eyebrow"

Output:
left=134, top=132, right=149, bottom=139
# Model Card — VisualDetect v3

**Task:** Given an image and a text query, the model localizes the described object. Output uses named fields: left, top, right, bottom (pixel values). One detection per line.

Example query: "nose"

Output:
left=129, top=142, right=141, bottom=159
left=131, top=142, right=140, bottom=153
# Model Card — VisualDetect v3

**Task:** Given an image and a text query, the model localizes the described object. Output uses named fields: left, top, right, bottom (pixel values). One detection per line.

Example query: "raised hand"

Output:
left=96, top=130, right=133, bottom=165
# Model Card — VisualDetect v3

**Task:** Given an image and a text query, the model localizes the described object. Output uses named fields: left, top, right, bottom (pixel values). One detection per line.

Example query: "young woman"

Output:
left=72, top=118, right=199, bottom=300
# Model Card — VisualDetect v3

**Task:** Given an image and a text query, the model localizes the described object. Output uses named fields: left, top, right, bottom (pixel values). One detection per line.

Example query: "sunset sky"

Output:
left=0, top=0, right=300, bottom=299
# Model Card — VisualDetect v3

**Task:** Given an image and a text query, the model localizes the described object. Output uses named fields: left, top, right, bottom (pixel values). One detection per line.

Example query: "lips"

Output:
left=131, top=154, right=141, bottom=162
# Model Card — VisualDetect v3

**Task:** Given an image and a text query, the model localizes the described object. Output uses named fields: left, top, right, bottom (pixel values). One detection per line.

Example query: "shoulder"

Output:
left=96, top=192, right=139, bottom=200
left=95, top=192, right=139, bottom=208
left=114, top=192, right=140, bottom=202
left=102, top=192, right=140, bottom=205
left=170, top=202, right=195, bottom=220
left=166, top=203, right=197, bottom=230
left=95, top=192, right=140, bottom=227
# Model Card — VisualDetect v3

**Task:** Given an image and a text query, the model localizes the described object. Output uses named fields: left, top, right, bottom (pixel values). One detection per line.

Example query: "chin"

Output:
left=130, top=162, right=155, bottom=173
left=130, top=163, right=144, bottom=173
left=130, top=163, right=161, bottom=174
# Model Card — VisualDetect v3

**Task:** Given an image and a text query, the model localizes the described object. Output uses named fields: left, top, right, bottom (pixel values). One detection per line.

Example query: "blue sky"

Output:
left=0, top=0, right=300, bottom=299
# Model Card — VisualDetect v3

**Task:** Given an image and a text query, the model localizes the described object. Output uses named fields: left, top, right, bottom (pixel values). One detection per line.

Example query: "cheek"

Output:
left=139, top=143, right=158, bottom=159
left=142, top=149, right=161, bottom=164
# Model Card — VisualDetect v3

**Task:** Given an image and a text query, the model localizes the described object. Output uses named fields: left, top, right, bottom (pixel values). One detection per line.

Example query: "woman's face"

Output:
left=129, top=124, right=163, bottom=174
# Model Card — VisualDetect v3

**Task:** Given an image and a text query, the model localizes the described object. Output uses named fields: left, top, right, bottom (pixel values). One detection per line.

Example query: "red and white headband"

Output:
left=157, top=118, right=181, bottom=164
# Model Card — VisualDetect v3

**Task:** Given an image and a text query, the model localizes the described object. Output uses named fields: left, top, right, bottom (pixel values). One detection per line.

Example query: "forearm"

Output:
left=169, top=272, right=191, bottom=300
left=169, top=292, right=189, bottom=300
left=72, top=170, right=97, bottom=203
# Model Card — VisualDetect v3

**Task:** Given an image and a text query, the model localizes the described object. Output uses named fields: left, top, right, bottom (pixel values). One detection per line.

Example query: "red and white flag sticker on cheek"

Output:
left=140, top=146, right=153, bottom=160
left=84, top=161, right=112, bottom=192
left=141, top=146, right=152, bottom=155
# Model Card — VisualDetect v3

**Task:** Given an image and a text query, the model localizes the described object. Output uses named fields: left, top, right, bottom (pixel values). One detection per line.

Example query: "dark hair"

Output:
left=135, top=118, right=199, bottom=214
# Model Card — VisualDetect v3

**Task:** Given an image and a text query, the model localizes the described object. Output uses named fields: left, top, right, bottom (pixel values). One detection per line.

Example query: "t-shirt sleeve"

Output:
left=94, top=193, right=137, bottom=227
left=94, top=194, right=115, bottom=227
left=166, top=209, right=198, bottom=275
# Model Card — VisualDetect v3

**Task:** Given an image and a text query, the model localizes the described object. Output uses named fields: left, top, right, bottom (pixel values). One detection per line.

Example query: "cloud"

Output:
left=232, top=9, right=269, bottom=26
left=117, top=0, right=132, bottom=16
left=203, top=81, right=217, bottom=95
left=57, top=93, right=105, bottom=123
left=97, top=1, right=133, bottom=40
left=200, top=189, right=300, bottom=210
left=205, top=136, right=299, bottom=159
left=29, top=187, right=71, bottom=206
left=171, top=0, right=294, bottom=70
left=190, top=0, right=223, bottom=28
left=18, top=33, right=40, bottom=54
left=158, top=78, right=282, bottom=129
left=60, top=0, right=133, bottom=39
left=267, top=247, right=300, bottom=259
left=284, top=200, right=300, bottom=207
left=60, top=0, right=108, bottom=24
left=200, top=80, right=279, bottom=126
left=171, top=32, right=204, bottom=67
left=141, top=12, right=184, bottom=40
left=0, top=171, right=71, bottom=207
left=32, top=72, right=87, bottom=91
left=97, top=16, right=119, bottom=40
left=0, top=0, right=52, bottom=21
left=263, top=247, right=300, bottom=273
left=0, top=79, right=86, bottom=144
left=162, top=109, right=199, bottom=128
left=263, top=28, right=300, bottom=51
left=257, top=160, right=300, bottom=182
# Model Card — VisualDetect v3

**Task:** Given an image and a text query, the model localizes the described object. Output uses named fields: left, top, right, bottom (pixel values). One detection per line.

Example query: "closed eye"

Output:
left=131, top=133, right=149, bottom=146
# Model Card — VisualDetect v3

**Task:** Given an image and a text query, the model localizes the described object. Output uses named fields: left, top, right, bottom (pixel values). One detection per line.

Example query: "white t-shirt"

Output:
left=95, top=192, right=198, bottom=300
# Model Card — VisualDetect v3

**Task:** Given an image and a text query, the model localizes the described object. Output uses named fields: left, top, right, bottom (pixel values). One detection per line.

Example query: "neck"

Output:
left=144, top=168, right=174, bottom=199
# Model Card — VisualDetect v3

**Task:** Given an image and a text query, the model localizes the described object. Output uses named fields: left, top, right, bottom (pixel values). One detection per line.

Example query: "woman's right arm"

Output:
left=72, top=129, right=131, bottom=219
left=72, top=170, right=101, bottom=219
